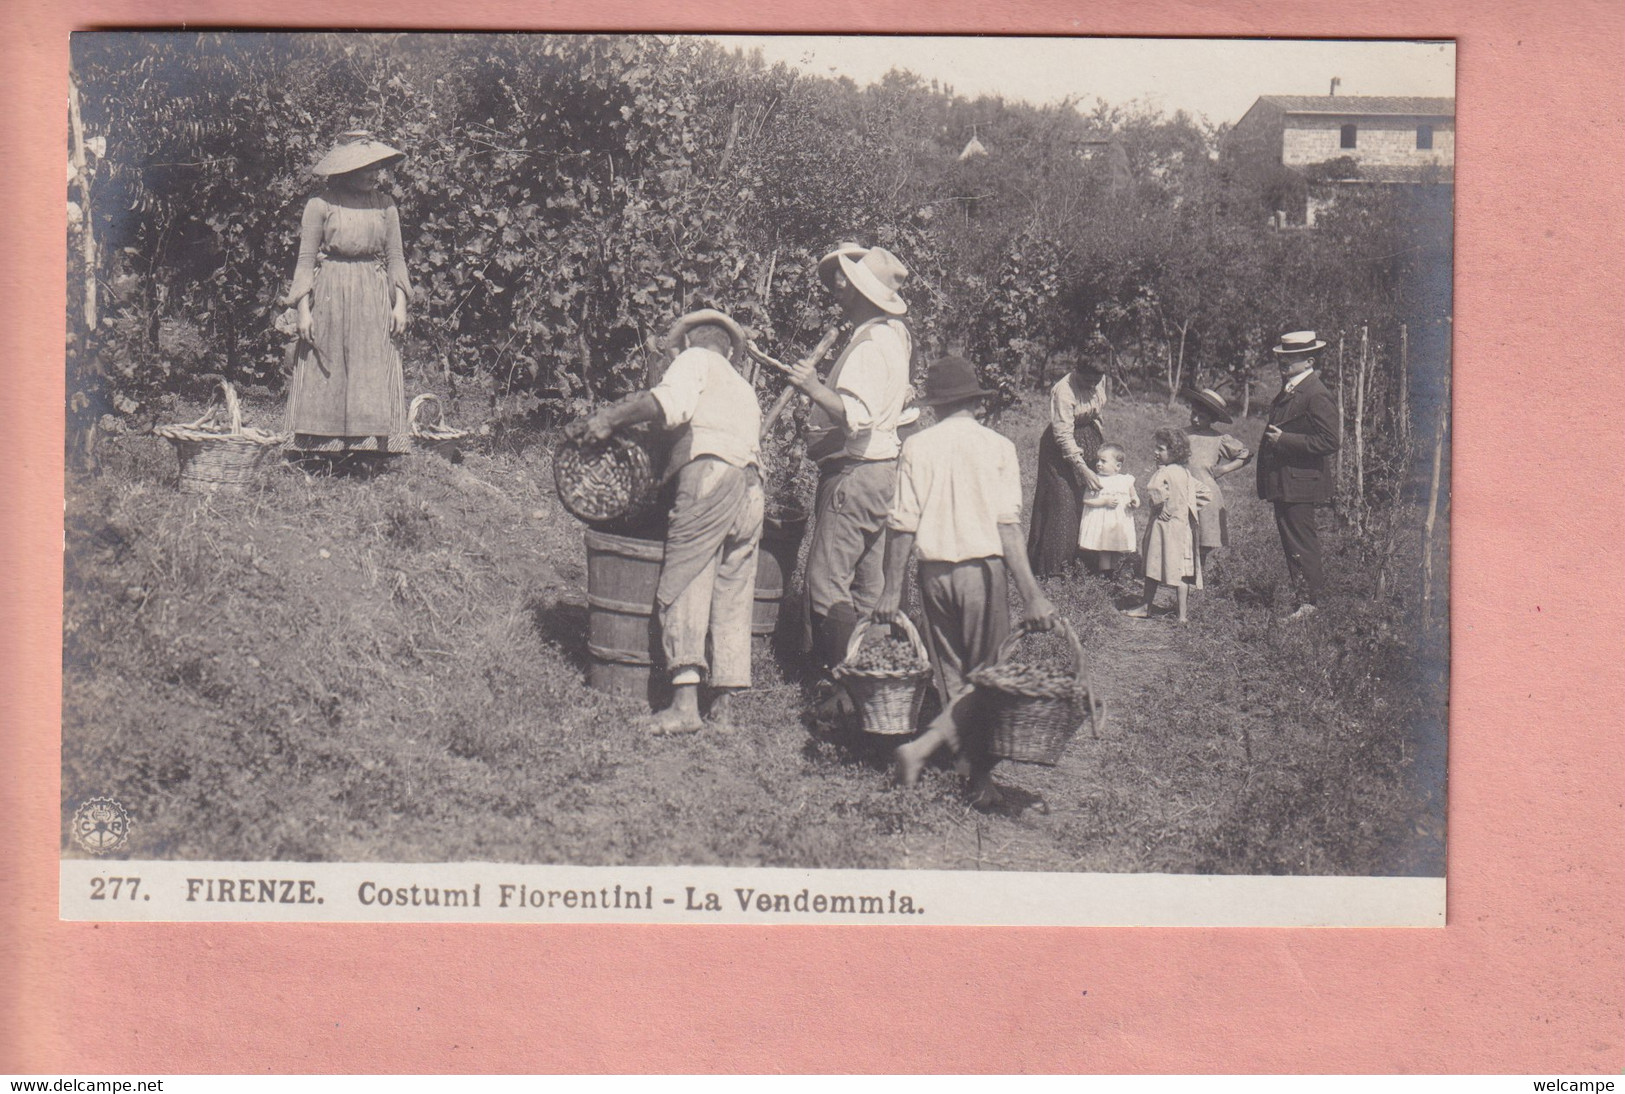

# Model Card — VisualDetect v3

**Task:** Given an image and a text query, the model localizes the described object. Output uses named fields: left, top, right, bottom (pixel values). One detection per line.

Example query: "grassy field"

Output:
left=61, top=385, right=1447, bottom=875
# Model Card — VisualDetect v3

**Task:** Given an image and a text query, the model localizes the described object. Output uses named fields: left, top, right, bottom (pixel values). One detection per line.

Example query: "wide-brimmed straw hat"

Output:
left=313, top=130, right=406, bottom=177
left=917, top=355, right=994, bottom=406
left=1179, top=386, right=1233, bottom=423
left=663, top=309, right=748, bottom=358
left=817, top=243, right=909, bottom=316
left=1273, top=330, right=1328, bottom=356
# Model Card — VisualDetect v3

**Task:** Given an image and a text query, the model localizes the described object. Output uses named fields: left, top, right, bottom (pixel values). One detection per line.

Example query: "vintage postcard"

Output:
left=58, top=32, right=1452, bottom=926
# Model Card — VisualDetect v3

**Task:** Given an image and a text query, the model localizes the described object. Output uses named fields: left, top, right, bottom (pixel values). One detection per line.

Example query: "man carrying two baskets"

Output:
left=571, top=310, right=763, bottom=734
left=872, top=355, right=1058, bottom=810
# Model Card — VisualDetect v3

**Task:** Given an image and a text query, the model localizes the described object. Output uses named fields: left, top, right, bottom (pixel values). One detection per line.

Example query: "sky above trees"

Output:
left=709, top=36, right=1456, bottom=125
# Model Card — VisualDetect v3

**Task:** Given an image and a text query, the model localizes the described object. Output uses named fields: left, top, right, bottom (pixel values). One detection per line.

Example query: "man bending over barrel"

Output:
left=572, top=310, right=763, bottom=734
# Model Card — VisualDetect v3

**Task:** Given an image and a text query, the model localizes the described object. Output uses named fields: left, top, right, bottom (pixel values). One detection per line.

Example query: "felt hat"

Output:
left=917, top=355, right=994, bottom=406
left=1273, top=330, right=1328, bottom=356
left=817, top=243, right=909, bottom=316
left=1179, top=386, right=1233, bottom=423
left=663, top=308, right=748, bottom=358
left=312, top=130, right=406, bottom=177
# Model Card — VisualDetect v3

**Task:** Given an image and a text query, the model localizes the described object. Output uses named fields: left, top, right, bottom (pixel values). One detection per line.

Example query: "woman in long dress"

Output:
left=282, top=131, right=412, bottom=454
left=1026, top=362, right=1107, bottom=576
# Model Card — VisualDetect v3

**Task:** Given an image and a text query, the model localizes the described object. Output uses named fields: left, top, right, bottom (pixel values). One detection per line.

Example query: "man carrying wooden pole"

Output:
left=788, top=243, right=914, bottom=669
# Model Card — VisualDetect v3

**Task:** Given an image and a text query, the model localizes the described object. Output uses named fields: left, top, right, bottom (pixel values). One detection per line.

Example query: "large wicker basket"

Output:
left=832, top=615, right=932, bottom=736
left=553, top=432, right=660, bottom=525
left=970, top=618, right=1104, bottom=765
left=153, top=380, right=286, bottom=494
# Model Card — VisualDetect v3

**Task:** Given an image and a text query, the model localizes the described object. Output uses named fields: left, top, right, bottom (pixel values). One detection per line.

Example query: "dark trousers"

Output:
left=1273, top=502, right=1326, bottom=605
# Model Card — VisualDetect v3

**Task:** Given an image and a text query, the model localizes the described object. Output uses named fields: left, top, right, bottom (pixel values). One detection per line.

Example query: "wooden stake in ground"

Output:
left=1355, top=324, right=1370, bottom=530
left=1335, top=334, right=1346, bottom=501
left=1399, top=322, right=1411, bottom=454
left=1422, top=368, right=1450, bottom=629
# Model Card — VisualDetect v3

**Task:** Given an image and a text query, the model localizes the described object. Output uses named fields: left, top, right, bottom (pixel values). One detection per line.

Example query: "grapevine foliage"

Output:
left=68, top=30, right=1450, bottom=501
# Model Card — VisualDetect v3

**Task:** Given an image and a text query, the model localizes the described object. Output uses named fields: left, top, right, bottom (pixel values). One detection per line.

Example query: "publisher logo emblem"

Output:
left=72, top=797, right=131, bottom=854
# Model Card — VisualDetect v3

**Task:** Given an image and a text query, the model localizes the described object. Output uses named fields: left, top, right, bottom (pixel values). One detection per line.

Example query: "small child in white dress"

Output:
left=1078, top=442, right=1140, bottom=574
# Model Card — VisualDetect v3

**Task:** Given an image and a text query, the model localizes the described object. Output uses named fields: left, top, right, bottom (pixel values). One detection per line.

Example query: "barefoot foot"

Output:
left=707, top=692, right=737, bottom=731
left=895, top=741, right=926, bottom=788
left=645, top=708, right=704, bottom=735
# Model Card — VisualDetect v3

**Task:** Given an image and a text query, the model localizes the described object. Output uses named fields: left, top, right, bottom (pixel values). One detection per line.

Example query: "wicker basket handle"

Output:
left=183, top=379, right=244, bottom=436
left=991, top=616, right=1086, bottom=687
left=409, top=393, right=444, bottom=433
left=842, top=612, right=930, bottom=670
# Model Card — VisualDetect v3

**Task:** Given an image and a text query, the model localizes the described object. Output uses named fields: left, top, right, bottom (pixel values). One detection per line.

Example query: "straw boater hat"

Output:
left=1179, top=386, right=1233, bottom=423
left=663, top=309, right=748, bottom=359
left=1273, top=330, right=1328, bottom=356
left=916, top=355, right=994, bottom=407
left=312, top=130, right=406, bottom=177
left=817, top=243, right=909, bottom=316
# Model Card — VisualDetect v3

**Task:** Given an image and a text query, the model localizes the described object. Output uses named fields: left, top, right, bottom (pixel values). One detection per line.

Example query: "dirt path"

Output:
left=896, top=610, right=1187, bottom=872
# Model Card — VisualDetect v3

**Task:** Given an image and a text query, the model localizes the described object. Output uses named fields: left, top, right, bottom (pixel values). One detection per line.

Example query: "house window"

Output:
left=1417, top=124, right=1434, bottom=149
left=1340, top=123, right=1358, bottom=149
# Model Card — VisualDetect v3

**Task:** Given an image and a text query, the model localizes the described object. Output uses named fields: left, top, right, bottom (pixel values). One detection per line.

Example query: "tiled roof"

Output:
left=1261, top=95, right=1455, bottom=116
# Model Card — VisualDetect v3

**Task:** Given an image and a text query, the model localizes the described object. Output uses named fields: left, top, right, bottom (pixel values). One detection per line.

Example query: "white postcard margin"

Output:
left=62, top=860, right=1444, bottom=926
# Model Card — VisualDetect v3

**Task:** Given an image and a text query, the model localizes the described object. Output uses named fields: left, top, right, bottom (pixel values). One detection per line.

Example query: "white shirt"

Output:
left=887, top=415, right=1023, bottom=563
left=1282, top=367, right=1315, bottom=394
left=809, top=318, right=912, bottom=462
left=650, top=346, right=761, bottom=473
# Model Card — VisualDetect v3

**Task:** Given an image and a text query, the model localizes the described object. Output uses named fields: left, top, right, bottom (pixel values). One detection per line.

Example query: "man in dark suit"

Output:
left=1256, top=330, right=1341, bottom=619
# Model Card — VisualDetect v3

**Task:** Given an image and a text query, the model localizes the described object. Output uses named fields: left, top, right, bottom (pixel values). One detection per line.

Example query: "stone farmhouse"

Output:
left=1224, top=94, right=1455, bottom=226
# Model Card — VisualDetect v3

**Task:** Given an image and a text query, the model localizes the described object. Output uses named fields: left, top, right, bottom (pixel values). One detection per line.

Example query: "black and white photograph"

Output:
left=59, top=32, right=1453, bottom=925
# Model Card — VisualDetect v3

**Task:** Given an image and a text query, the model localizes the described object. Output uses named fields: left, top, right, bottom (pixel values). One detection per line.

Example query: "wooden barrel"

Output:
left=584, top=529, right=663, bottom=701
left=753, top=509, right=807, bottom=638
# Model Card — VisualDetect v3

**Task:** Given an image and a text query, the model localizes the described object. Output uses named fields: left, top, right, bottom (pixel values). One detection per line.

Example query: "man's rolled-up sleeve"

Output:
left=996, top=440, right=1023, bottom=524
left=649, top=349, right=707, bottom=428
left=836, top=342, right=884, bottom=433
left=887, top=443, right=922, bottom=534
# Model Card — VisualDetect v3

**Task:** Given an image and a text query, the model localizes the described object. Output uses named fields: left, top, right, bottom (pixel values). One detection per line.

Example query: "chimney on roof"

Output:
left=1329, top=77, right=1341, bottom=96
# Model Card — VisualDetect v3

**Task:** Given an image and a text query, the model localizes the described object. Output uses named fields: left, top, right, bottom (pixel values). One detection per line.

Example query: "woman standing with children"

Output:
left=1026, top=360, right=1108, bottom=577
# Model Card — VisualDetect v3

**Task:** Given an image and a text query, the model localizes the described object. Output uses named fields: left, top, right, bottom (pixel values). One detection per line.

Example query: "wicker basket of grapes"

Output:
left=833, top=615, right=933, bottom=736
left=969, top=618, right=1104, bottom=765
left=553, top=430, right=660, bottom=525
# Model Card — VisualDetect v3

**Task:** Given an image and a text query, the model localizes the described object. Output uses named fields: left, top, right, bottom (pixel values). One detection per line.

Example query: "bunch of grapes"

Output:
left=842, top=632, right=929, bottom=676
left=970, top=662, right=1080, bottom=700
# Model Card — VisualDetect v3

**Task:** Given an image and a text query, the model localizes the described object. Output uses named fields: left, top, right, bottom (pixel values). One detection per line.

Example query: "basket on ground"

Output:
left=833, top=615, right=932, bottom=736
left=553, top=432, right=659, bottom=525
left=409, top=393, right=468, bottom=449
left=969, top=617, right=1104, bottom=765
left=153, top=379, right=286, bottom=493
